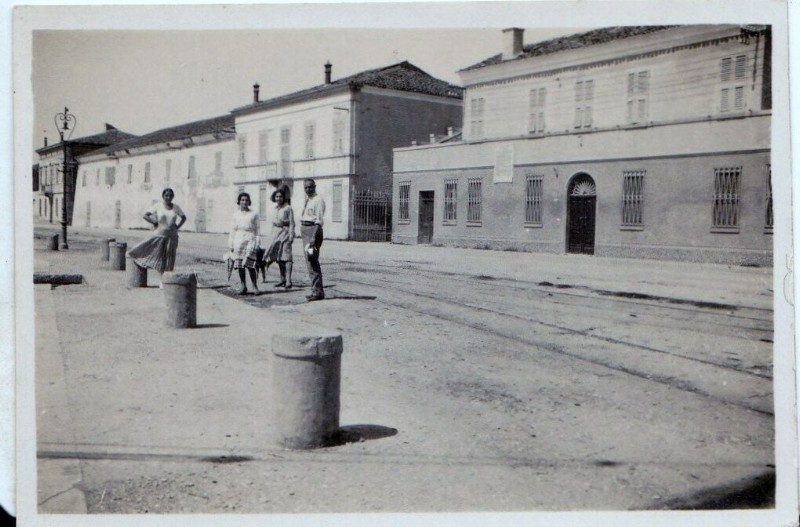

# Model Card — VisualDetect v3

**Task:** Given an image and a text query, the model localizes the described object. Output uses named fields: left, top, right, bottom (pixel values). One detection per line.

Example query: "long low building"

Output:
left=392, top=25, right=773, bottom=265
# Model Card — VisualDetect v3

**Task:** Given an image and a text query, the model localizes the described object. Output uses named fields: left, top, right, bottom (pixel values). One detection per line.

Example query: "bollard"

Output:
left=101, top=238, right=116, bottom=261
left=47, top=234, right=59, bottom=251
left=162, top=272, right=197, bottom=328
left=110, top=242, right=127, bottom=271
left=271, top=332, right=343, bottom=449
left=126, top=258, right=148, bottom=288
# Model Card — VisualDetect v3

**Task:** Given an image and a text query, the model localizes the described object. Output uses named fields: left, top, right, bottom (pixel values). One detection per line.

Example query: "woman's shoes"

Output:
left=285, top=282, right=293, bottom=290
left=237, top=285, right=247, bottom=295
left=274, top=281, right=286, bottom=288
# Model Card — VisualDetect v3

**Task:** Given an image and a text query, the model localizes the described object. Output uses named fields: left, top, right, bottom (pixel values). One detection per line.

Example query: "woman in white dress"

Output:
left=228, top=192, right=261, bottom=295
left=264, top=188, right=295, bottom=289
left=128, top=187, right=187, bottom=282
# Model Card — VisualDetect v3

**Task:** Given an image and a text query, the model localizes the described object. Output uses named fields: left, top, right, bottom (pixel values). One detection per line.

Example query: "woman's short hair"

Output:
left=237, top=192, right=251, bottom=204
left=162, top=187, right=174, bottom=198
left=270, top=189, right=285, bottom=203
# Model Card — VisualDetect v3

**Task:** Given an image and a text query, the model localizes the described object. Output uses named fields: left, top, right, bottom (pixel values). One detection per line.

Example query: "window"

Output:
left=443, top=179, right=457, bottom=223
left=332, top=180, right=343, bottom=222
left=626, top=71, right=650, bottom=124
left=259, top=185, right=267, bottom=217
left=304, top=122, right=315, bottom=159
left=127, top=164, right=133, bottom=184
left=398, top=182, right=411, bottom=223
left=720, top=55, right=747, bottom=113
left=144, top=162, right=151, bottom=183
left=333, top=115, right=346, bottom=155
left=574, top=79, right=594, bottom=128
left=469, top=98, right=485, bottom=138
left=280, top=127, right=292, bottom=178
left=467, top=178, right=482, bottom=224
left=95, top=169, right=100, bottom=186
left=237, top=135, right=247, bottom=166
left=712, top=166, right=741, bottom=231
left=214, top=152, right=222, bottom=176
left=105, top=166, right=116, bottom=187
left=764, top=164, right=773, bottom=233
left=188, top=156, right=196, bottom=179
left=525, top=174, right=543, bottom=225
left=82, top=171, right=86, bottom=187
left=165, top=159, right=172, bottom=183
left=528, top=87, right=546, bottom=133
left=258, top=130, right=269, bottom=164
left=622, top=170, right=645, bottom=227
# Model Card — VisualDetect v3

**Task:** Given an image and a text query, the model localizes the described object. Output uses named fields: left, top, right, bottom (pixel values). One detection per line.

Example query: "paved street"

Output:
left=31, top=222, right=777, bottom=516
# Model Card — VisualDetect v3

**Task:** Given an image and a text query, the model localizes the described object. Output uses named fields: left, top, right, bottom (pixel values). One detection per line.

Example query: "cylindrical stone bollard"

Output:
left=101, top=238, right=116, bottom=261
left=47, top=234, right=59, bottom=251
left=162, top=272, right=197, bottom=328
left=110, top=242, right=127, bottom=271
left=271, top=332, right=343, bottom=449
left=126, top=258, right=148, bottom=288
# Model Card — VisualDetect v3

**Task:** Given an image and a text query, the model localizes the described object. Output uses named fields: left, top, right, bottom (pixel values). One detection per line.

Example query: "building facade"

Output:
left=392, top=25, right=773, bottom=265
left=231, top=61, right=462, bottom=239
left=71, top=115, right=236, bottom=234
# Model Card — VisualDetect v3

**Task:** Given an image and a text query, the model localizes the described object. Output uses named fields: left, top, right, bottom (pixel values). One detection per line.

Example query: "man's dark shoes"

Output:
left=306, top=294, right=324, bottom=302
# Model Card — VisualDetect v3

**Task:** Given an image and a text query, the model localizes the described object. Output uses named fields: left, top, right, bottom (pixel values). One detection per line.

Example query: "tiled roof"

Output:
left=88, top=114, right=235, bottom=156
left=461, top=26, right=679, bottom=72
left=233, top=61, right=462, bottom=114
left=72, top=125, right=137, bottom=146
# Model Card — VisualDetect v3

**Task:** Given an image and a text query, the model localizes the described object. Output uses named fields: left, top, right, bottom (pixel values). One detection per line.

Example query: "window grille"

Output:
left=398, top=182, right=410, bottom=222
left=525, top=174, right=543, bottom=225
left=574, top=80, right=594, bottom=128
left=528, top=88, right=546, bottom=133
left=304, top=122, right=315, bottom=159
left=765, top=164, right=773, bottom=232
left=237, top=136, right=247, bottom=166
left=622, top=170, right=645, bottom=226
left=712, top=166, right=741, bottom=230
left=467, top=178, right=482, bottom=224
left=444, top=179, right=457, bottom=223
left=332, top=181, right=343, bottom=222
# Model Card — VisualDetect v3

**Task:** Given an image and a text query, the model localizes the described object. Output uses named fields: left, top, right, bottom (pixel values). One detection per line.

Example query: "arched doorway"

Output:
left=567, top=173, right=596, bottom=254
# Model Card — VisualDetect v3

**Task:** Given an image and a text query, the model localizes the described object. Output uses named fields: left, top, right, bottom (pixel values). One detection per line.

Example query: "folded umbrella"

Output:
left=224, top=251, right=234, bottom=281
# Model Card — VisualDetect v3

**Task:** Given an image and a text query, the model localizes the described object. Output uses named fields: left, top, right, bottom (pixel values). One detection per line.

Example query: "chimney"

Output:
left=502, top=28, right=524, bottom=60
left=253, top=83, right=260, bottom=103
left=325, top=62, right=332, bottom=84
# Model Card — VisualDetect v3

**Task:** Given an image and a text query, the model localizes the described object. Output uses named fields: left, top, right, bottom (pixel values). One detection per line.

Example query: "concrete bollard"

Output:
left=126, top=258, right=148, bottom=288
left=162, top=272, right=197, bottom=328
left=101, top=238, right=116, bottom=261
left=110, top=242, right=127, bottom=271
left=271, top=332, right=343, bottom=449
left=47, top=234, right=59, bottom=251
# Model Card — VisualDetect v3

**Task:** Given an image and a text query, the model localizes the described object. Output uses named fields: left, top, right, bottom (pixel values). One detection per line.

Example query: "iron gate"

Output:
left=351, top=188, right=391, bottom=241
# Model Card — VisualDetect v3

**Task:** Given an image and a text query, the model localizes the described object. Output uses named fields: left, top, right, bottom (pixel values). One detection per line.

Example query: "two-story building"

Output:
left=392, top=25, right=773, bottom=265
left=71, top=115, right=236, bottom=233
left=231, top=61, right=462, bottom=240
left=34, top=124, right=135, bottom=225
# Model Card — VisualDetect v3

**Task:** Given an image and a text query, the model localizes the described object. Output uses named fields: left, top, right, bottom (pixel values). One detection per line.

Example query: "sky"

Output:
left=31, top=26, right=572, bottom=150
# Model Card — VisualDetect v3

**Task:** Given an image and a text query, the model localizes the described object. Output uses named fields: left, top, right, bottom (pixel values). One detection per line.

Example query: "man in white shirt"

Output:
left=300, top=178, right=325, bottom=301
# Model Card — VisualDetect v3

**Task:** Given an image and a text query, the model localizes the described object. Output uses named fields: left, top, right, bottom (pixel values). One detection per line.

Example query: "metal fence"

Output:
left=351, top=188, right=391, bottom=241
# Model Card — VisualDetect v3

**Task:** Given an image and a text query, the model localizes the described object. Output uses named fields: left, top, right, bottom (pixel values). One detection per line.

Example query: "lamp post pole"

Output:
left=55, top=107, right=75, bottom=250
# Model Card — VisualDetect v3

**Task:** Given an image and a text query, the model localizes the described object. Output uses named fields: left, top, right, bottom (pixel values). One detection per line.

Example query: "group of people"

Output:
left=127, top=178, right=326, bottom=302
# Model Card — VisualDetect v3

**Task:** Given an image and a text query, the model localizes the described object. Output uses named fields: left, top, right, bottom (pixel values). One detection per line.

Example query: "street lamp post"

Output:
left=55, top=107, right=76, bottom=250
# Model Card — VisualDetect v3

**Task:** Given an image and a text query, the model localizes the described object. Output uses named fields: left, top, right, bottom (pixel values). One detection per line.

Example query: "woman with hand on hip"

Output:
left=264, top=188, right=295, bottom=289
left=228, top=192, right=261, bottom=295
left=128, top=187, right=187, bottom=285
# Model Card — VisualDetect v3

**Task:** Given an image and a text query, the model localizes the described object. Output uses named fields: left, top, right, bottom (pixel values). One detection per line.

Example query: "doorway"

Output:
left=418, top=191, right=434, bottom=244
left=567, top=173, right=596, bottom=255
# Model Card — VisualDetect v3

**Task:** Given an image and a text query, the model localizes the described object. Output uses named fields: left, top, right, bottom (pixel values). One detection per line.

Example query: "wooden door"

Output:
left=418, top=191, right=434, bottom=244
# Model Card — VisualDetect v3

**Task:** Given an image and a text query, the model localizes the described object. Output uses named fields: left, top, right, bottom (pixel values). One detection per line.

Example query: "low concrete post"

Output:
left=47, top=234, right=59, bottom=251
left=110, top=242, right=127, bottom=271
left=126, top=258, right=147, bottom=288
left=162, top=272, right=197, bottom=328
left=271, top=332, right=343, bottom=449
left=101, top=238, right=116, bottom=261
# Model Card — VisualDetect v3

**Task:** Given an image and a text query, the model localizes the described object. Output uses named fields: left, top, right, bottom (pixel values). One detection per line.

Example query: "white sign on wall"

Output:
left=493, top=144, right=514, bottom=183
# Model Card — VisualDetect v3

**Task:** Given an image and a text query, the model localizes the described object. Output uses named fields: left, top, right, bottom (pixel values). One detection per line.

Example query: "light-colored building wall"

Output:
left=73, top=135, right=235, bottom=234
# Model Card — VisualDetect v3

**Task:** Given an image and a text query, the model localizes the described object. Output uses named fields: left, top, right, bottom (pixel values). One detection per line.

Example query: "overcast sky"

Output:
left=32, top=26, right=573, bottom=149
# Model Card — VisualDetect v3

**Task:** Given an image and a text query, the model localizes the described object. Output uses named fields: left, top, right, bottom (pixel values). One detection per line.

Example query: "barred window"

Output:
left=467, top=178, right=482, bottom=224
left=332, top=180, right=343, bottom=222
left=765, top=164, right=773, bottom=233
left=398, top=182, right=411, bottom=222
left=712, top=166, right=741, bottom=231
left=622, top=170, right=645, bottom=227
left=443, top=179, right=457, bottom=223
left=525, top=174, right=543, bottom=225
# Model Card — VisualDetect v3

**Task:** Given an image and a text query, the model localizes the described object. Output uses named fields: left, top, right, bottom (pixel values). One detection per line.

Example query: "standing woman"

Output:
left=264, top=188, right=295, bottom=289
left=128, top=187, right=187, bottom=284
left=228, top=192, right=261, bottom=295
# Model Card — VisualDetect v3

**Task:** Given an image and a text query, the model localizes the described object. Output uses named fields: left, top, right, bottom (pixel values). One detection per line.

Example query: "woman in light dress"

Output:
left=264, top=188, right=295, bottom=289
left=128, top=187, right=187, bottom=284
left=228, top=192, right=261, bottom=295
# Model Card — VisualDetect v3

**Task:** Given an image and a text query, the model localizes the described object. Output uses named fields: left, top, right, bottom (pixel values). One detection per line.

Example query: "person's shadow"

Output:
left=322, top=424, right=398, bottom=447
